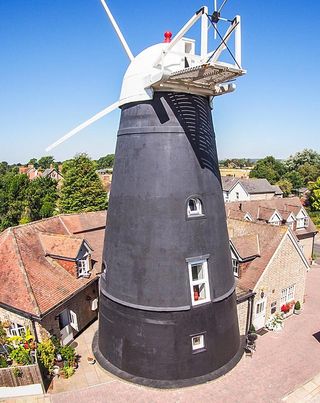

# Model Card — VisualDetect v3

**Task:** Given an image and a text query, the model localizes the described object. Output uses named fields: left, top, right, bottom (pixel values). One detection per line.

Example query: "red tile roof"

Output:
left=225, top=197, right=317, bottom=234
left=0, top=211, right=106, bottom=317
left=228, top=219, right=288, bottom=292
left=39, top=233, right=85, bottom=259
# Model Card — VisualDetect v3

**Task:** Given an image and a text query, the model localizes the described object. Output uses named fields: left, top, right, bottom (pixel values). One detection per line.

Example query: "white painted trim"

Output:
left=188, top=259, right=211, bottom=306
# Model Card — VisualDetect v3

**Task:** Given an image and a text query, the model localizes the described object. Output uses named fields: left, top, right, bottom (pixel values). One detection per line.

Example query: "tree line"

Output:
left=0, top=153, right=114, bottom=232
left=248, top=149, right=320, bottom=210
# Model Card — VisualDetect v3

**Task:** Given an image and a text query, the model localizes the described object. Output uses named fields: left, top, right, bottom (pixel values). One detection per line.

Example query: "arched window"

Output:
left=187, top=197, right=203, bottom=217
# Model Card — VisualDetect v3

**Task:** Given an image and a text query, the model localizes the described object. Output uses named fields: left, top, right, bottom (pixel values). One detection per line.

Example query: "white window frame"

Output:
left=232, top=258, right=239, bottom=277
left=77, top=257, right=90, bottom=278
left=296, top=217, right=305, bottom=229
left=8, top=322, right=26, bottom=337
left=188, top=258, right=211, bottom=306
left=191, top=334, right=205, bottom=351
left=69, top=310, right=79, bottom=331
left=187, top=197, right=203, bottom=217
left=280, top=285, right=295, bottom=305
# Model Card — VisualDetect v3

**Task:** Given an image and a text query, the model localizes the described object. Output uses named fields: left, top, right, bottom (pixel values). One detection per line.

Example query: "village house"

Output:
left=222, top=176, right=283, bottom=202
left=18, top=164, right=63, bottom=183
left=225, top=197, right=318, bottom=263
left=0, top=211, right=106, bottom=345
left=230, top=218, right=310, bottom=333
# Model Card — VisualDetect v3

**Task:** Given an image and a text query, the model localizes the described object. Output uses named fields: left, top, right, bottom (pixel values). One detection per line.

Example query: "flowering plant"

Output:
left=266, top=314, right=283, bottom=331
left=281, top=301, right=295, bottom=314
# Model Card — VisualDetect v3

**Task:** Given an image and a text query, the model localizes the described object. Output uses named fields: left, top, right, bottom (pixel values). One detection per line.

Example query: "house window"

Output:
left=280, top=285, right=295, bottom=305
left=188, top=259, right=210, bottom=306
left=296, top=218, right=304, bottom=229
left=304, top=217, right=309, bottom=227
left=191, top=334, right=205, bottom=352
left=8, top=323, right=26, bottom=337
left=236, top=192, right=240, bottom=200
left=77, top=258, right=90, bottom=278
left=271, top=301, right=277, bottom=314
left=232, top=258, right=239, bottom=277
left=187, top=197, right=203, bottom=217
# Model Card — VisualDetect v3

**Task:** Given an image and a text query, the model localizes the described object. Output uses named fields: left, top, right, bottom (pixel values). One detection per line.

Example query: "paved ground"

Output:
left=4, top=264, right=320, bottom=403
left=314, top=234, right=320, bottom=264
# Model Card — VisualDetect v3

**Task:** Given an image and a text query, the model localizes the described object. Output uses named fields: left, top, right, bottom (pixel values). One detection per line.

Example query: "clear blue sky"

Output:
left=0, top=0, right=319, bottom=164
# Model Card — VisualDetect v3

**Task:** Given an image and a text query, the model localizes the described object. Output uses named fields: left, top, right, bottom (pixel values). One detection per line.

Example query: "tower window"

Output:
left=191, top=333, right=206, bottom=352
left=187, top=258, right=211, bottom=305
left=187, top=197, right=203, bottom=217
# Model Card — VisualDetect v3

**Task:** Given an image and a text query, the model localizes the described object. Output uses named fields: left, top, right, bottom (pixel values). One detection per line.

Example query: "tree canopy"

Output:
left=96, top=154, right=115, bottom=170
left=249, top=156, right=286, bottom=184
left=59, top=154, right=108, bottom=214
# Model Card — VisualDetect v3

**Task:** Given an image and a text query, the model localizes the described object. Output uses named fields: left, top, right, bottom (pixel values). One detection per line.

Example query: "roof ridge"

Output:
left=58, top=216, right=72, bottom=235
left=11, top=229, right=41, bottom=317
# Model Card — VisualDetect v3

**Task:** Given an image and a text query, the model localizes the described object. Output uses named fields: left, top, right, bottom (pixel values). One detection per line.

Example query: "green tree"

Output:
left=276, top=179, right=293, bottom=197
left=59, top=154, right=108, bottom=213
left=96, top=154, right=115, bottom=169
left=38, top=156, right=54, bottom=170
left=309, top=177, right=320, bottom=211
left=249, top=156, right=286, bottom=184
left=27, top=158, right=38, bottom=168
left=283, top=171, right=304, bottom=189
left=298, top=163, right=320, bottom=184
left=0, top=173, right=29, bottom=230
left=24, top=177, right=58, bottom=221
left=0, top=162, right=8, bottom=176
left=286, top=149, right=320, bottom=171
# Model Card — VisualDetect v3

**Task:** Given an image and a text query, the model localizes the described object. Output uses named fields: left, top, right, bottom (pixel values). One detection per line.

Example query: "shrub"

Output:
left=295, top=301, right=301, bottom=310
left=62, top=364, right=75, bottom=378
left=10, top=346, right=32, bottom=365
left=37, top=338, right=55, bottom=372
left=0, top=355, right=8, bottom=368
left=60, top=345, right=75, bottom=366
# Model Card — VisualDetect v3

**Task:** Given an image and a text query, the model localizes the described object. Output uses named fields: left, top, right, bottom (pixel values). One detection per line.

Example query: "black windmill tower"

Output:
left=47, top=0, right=246, bottom=388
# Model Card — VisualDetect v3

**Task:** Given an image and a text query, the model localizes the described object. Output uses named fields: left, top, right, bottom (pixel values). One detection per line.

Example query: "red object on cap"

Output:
left=164, top=31, right=172, bottom=43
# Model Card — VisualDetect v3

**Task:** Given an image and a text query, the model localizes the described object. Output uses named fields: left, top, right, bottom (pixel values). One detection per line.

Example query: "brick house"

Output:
left=0, top=211, right=106, bottom=345
left=229, top=219, right=310, bottom=333
left=226, top=197, right=318, bottom=263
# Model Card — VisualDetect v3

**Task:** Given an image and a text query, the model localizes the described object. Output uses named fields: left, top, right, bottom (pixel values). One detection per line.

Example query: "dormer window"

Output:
left=187, top=197, right=203, bottom=217
left=77, top=258, right=90, bottom=278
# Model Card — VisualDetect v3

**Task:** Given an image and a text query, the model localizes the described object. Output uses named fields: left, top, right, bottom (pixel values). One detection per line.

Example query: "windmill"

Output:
left=47, top=0, right=246, bottom=388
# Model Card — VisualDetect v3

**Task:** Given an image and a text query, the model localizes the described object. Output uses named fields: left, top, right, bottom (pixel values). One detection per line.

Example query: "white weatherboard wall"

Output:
left=0, top=384, right=43, bottom=398
left=225, top=183, right=249, bottom=202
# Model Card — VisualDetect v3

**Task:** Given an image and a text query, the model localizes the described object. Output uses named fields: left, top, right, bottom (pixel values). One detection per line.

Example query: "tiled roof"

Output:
left=39, top=233, right=86, bottom=259
left=228, top=219, right=287, bottom=292
left=221, top=176, right=238, bottom=192
left=225, top=197, right=318, bottom=234
left=271, top=185, right=283, bottom=195
left=221, top=177, right=276, bottom=194
left=240, top=178, right=276, bottom=194
left=231, top=234, right=260, bottom=260
left=0, top=211, right=106, bottom=317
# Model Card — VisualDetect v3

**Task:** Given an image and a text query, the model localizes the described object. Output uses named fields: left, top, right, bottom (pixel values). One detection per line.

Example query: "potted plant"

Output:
left=87, top=356, right=96, bottom=365
left=294, top=300, right=301, bottom=314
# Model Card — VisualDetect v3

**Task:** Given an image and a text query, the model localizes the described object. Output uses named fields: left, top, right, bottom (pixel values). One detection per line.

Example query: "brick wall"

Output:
left=298, top=236, right=314, bottom=263
left=253, top=233, right=307, bottom=327
left=39, top=279, right=99, bottom=341
left=237, top=300, right=249, bottom=336
left=1, top=279, right=99, bottom=343
left=0, top=307, right=33, bottom=337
